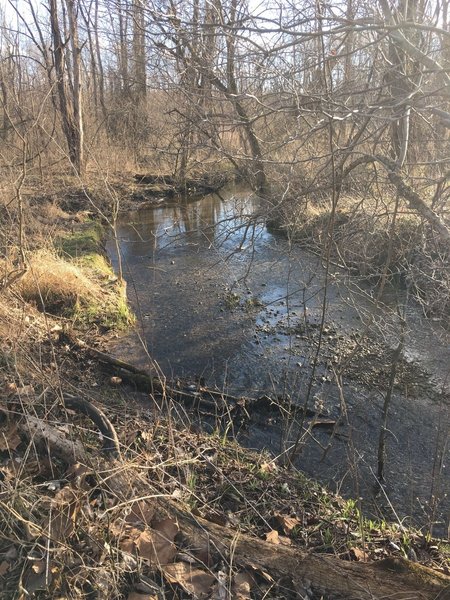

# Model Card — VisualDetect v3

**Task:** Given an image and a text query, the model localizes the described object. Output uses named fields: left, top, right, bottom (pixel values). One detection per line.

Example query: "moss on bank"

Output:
left=18, top=221, right=133, bottom=330
left=56, top=221, right=104, bottom=258
left=58, top=221, right=133, bottom=329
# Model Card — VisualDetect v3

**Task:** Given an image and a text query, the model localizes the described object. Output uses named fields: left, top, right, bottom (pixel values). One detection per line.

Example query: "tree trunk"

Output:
left=66, top=0, right=84, bottom=175
left=49, top=0, right=84, bottom=176
left=132, top=0, right=146, bottom=101
left=165, top=504, right=450, bottom=600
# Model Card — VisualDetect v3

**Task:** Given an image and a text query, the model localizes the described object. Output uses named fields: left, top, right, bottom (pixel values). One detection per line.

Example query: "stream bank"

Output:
left=1, top=177, right=449, bottom=599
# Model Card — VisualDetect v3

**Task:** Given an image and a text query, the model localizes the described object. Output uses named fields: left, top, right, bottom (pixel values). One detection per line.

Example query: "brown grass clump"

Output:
left=18, top=250, right=101, bottom=315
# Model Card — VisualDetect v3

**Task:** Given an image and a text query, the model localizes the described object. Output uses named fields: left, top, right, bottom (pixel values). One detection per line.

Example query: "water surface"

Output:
left=107, top=188, right=450, bottom=536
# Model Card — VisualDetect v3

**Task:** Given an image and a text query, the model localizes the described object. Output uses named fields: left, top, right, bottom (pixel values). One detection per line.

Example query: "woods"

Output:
left=1, top=0, right=450, bottom=190
left=2, top=0, right=450, bottom=288
left=1, top=0, right=450, bottom=599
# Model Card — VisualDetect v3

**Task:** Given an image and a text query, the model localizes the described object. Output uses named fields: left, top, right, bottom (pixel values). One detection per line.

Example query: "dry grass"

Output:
left=18, top=249, right=101, bottom=315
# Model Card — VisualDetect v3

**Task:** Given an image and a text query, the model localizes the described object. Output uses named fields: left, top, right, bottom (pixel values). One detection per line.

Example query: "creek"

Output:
left=106, top=186, right=450, bottom=537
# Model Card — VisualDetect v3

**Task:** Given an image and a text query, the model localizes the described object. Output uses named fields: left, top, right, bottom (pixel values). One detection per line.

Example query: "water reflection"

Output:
left=115, top=190, right=267, bottom=262
left=107, top=188, right=271, bottom=379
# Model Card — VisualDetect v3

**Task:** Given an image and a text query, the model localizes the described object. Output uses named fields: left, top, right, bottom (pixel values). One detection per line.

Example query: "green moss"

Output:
left=72, top=285, right=133, bottom=330
left=56, top=222, right=103, bottom=259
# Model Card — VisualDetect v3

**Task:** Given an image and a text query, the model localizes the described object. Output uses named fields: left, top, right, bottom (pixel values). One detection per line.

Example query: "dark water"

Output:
left=107, top=188, right=450, bottom=537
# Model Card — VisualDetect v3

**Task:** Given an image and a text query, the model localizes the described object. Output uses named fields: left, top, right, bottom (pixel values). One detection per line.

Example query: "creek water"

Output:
left=106, top=187, right=450, bottom=537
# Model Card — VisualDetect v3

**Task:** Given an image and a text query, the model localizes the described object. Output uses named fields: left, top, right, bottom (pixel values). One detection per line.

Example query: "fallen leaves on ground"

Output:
left=114, top=514, right=179, bottom=567
left=274, top=513, right=300, bottom=536
left=265, top=529, right=280, bottom=544
left=162, top=562, right=215, bottom=598
left=350, top=547, right=369, bottom=562
left=48, top=485, right=81, bottom=542
left=0, top=422, right=22, bottom=452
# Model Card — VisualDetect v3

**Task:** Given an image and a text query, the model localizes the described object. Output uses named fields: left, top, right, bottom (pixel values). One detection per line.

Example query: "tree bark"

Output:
left=66, top=0, right=84, bottom=175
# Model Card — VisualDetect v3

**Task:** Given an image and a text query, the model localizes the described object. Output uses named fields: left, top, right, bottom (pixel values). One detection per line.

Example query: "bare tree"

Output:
left=49, top=0, right=84, bottom=175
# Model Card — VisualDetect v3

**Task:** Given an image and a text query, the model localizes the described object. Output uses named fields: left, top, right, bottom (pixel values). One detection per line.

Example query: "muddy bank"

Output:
left=106, top=187, right=450, bottom=536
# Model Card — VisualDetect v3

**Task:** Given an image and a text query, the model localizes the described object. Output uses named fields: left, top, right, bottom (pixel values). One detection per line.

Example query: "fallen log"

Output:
left=19, top=415, right=87, bottom=463
left=134, top=174, right=178, bottom=185
left=133, top=174, right=224, bottom=198
left=166, top=503, right=450, bottom=600
left=15, top=394, right=121, bottom=462
left=82, top=345, right=150, bottom=377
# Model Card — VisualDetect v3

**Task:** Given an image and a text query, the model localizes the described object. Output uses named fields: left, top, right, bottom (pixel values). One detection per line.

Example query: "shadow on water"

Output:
left=106, top=186, right=450, bottom=537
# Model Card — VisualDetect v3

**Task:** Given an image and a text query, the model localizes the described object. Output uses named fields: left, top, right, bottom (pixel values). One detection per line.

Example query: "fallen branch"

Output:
left=15, top=394, right=120, bottom=462
left=81, top=344, right=338, bottom=437
left=19, top=415, right=87, bottom=463
left=63, top=394, right=121, bottom=458
left=341, top=155, right=450, bottom=247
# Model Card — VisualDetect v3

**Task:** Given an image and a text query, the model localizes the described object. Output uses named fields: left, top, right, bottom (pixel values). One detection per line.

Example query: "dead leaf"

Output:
left=163, top=562, right=215, bottom=598
left=274, top=514, right=300, bottom=535
left=278, top=535, right=292, bottom=546
left=259, top=461, right=278, bottom=474
left=119, top=537, right=136, bottom=555
left=49, top=486, right=80, bottom=542
left=135, top=527, right=177, bottom=566
left=350, top=547, right=369, bottom=562
left=0, top=423, right=22, bottom=451
left=125, top=501, right=156, bottom=527
left=233, top=571, right=255, bottom=600
left=265, top=530, right=280, bottom=544
left=0, top=561, right=10, bottom=577
left=181, top=534, right=212, bottom=566
left=0, top=462, right=17, bottom=482
left=110, top=376, right=122, bottom=386
left=24, top=563, right=52, bottom=594
left=127, top=593, right=157, bottom=600
left=31, top=560, right=45, bottom=575
left=151, top=518, right=179, bottom=540
left=5, top=383, right=17, bottom=395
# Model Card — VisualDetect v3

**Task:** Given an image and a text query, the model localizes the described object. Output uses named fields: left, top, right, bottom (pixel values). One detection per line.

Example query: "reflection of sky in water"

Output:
left=107, top=188, right=450, bottom=392
left=106, top=189, right=282, bottom=382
